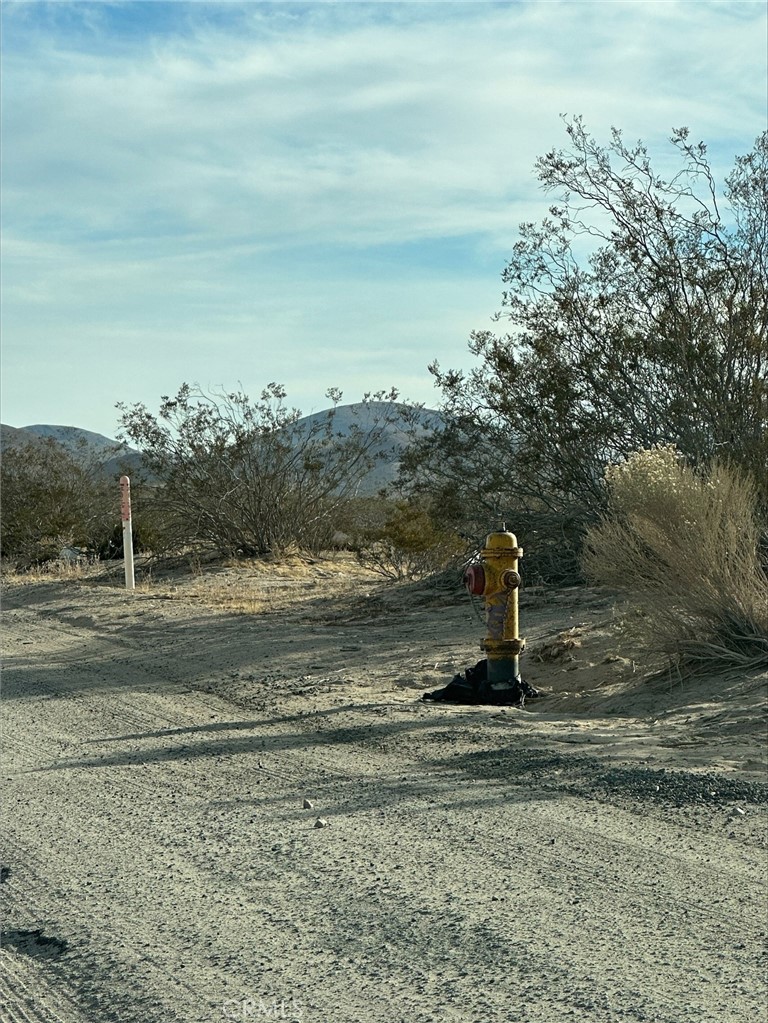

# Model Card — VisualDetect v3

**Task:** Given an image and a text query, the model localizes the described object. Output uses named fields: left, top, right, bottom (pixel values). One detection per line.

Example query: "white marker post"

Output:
left=120, top=475, right=135, bottom=592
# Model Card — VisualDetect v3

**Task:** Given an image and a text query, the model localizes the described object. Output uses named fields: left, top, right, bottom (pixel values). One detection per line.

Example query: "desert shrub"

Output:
left=354, top=499, right=467, bottom=581
left=0, top=438, right=119, bottom=567
left=117, top=383, right=406, bottom=558
left=582, top=446, right=768, bottom=671
left=328, top=495, right=391, bottom=547
left=400, top=125, right=768, bottom=582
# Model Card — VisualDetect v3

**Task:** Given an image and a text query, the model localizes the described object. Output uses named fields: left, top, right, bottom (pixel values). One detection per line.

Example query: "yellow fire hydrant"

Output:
left=464, top=525, right=525, bottom=685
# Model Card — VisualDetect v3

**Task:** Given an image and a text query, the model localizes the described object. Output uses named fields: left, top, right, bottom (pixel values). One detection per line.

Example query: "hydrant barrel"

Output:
left=479, top=528, right=525, bottom=684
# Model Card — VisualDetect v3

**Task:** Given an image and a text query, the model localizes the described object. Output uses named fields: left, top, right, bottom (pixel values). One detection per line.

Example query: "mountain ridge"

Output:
left=1, top=402, right=443, bottom=493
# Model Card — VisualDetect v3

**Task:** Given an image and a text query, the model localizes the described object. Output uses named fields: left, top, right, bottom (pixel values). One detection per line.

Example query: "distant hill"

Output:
left=0, top=424, right=30, bottom=449
left=293, top=401, right=444, bottom=492
left=0, top=402, right=444, bottom=493
left=296, top=401, right=441, bottom=439
left=0, top=423, right=144, bottom=479
left=16, top=424, right=126, bottom=455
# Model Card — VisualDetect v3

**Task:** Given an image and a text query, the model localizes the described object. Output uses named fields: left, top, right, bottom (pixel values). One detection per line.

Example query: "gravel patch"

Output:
left=441, top=745, right=768, bottom=807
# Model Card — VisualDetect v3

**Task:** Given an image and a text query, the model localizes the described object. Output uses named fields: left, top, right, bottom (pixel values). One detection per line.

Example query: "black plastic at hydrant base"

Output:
left=422, top=659, right=540, bottom=707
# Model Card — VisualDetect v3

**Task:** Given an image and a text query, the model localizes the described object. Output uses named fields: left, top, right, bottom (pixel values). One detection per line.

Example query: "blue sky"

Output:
left=2, top=0, right=766, bottom=437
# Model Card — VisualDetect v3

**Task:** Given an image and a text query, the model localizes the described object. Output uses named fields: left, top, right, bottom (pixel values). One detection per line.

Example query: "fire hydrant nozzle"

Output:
left=500, top=569, right=522, bottom=590
left=464, top=527, right=526, bottom=686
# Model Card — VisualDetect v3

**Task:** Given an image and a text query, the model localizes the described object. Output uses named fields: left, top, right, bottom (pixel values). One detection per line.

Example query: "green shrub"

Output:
left=354, top=500, right=467, bottom=581
left=1, top=438, right=118, bottom=567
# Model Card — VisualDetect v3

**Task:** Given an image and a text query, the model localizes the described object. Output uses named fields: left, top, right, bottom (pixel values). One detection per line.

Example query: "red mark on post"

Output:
left=120, top=476, right=132, bottom=522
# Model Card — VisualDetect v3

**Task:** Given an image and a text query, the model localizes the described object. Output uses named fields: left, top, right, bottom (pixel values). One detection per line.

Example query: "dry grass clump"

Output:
left=152, top=578, right=276, bottom=616
left=583, top=446, right=768, bottom=672
left=1, top=555, right=104, bottom=584
left=138, top=551, right=379, bottom=615
left=531, top=627, right=584, bottom=663
left=1, top=547, right=378, bottom=621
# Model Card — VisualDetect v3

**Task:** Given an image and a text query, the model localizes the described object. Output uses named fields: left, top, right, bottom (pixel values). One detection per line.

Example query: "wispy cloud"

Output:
left=2, top=0, right=766, bottom=432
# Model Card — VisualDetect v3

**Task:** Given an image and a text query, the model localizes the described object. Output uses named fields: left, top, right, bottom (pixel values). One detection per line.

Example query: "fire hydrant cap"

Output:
left=464, top=563, right=486, bottom=596
left=484, top=530, right=518, bottom=549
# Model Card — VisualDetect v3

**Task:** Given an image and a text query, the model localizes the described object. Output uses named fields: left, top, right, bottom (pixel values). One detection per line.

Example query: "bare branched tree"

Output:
left=117, top=383, right=407, bottom=557
left=402, top=121, right=768, bottom=579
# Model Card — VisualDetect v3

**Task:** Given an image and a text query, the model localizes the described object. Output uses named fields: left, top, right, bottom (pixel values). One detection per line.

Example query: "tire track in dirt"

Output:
left=3, top=580, right=766, bottom=1023
left=13, top=700, right=764, bottom=1022
left=0, top=950, right=87, bottom=1023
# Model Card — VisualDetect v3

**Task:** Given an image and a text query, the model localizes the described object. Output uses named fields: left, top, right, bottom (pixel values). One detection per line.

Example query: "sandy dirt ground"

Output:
left=2, top=556, right=767, bottom=1023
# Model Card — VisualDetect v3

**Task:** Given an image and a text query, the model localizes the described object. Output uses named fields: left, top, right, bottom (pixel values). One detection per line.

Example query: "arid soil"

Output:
left=2, top=557, right=766, bottom=1023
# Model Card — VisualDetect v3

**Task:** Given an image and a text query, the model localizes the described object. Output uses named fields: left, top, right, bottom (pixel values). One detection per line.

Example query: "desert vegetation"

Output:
left=583, top=446, right=768, bottom=670
left=351, top=498, right=466, bottom=581
left=0, top=436, right=119, bottom=567
left=400, top=121, right=767, bottom=578
left=2, top=121, right=766, bottom=673
left=115, top=383, right=384, bottom=558
left=398, top=120, right=767, bottom=670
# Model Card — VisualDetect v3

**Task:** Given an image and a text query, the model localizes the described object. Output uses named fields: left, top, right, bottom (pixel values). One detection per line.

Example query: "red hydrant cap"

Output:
left=464, top=563, right=486, bottom=596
